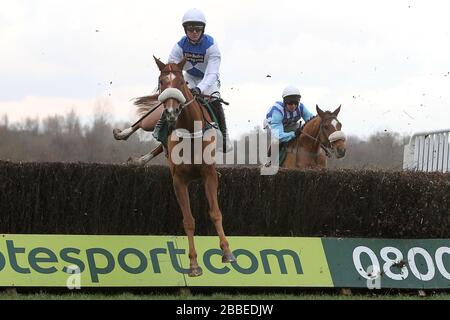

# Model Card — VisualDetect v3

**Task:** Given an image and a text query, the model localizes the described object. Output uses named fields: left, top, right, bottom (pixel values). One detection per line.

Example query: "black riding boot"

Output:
left=210, top=100, right=232, bottom=152
left=152, top=113, right=167, bottom=142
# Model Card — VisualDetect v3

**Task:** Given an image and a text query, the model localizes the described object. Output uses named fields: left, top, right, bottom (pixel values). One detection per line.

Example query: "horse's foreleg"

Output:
left=202, top=169, right=236, bottom=263
left=317, top=151, right=327, bottom=168
left=296, top=153, right=307, bottom=169
left=283, top=153, right=296, bottom=168
left=127, top=143, right=164, bottom=165
left=172, top=175, right=202, bottom=277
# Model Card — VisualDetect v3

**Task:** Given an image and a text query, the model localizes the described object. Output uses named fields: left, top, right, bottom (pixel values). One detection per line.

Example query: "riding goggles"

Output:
left=284, top=99, right=300, bottom=106
left=185, top=26, right=204, bottom=33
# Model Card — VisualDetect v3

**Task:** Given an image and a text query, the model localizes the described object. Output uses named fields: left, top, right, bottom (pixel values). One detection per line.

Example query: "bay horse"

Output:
left=282, top=105, right=346, bottom=169
left=114, top=56, right=236, bottom=277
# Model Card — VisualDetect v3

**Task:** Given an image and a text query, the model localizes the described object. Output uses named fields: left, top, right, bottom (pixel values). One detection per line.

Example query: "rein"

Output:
left=288, top=116, right=340, bottom=158
left=180, top=97, right=196, bottom=109
left=163, top=90, right=218, bottom=140
left=172, top=96, right=205, bottom=139
left=159, top=66, right=224, bottom=140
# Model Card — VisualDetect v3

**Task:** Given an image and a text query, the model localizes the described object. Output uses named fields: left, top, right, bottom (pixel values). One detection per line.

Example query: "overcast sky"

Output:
left=1, top=0, right=450, bottom=140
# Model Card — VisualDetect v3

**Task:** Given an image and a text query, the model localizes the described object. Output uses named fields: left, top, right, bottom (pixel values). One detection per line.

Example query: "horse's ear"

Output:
left=316, top=104, right=325, bottom=117
left=332, top=105, right=341, bottom=116
left=153, top=55, right=166, bottom=71
left=177, top=57, right=187, bottom=70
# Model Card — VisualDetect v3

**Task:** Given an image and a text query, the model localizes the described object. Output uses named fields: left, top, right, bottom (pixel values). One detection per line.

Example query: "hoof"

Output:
left=113, top=128, right=123, bottom=140
left=127, top=156, right=143, bottom=166
left=340, top=288, right=352, bottom=296
left=222, top=252, right=236, bottom=263
left=113, top=128, right=129, bottom=141
left=188, top=266, right=203, bottom=277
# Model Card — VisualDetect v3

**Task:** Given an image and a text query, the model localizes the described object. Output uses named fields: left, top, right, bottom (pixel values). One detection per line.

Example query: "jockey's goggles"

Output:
left=185, top=26, right=204, bottom=33
left=284, top=99, right=300, bottom=106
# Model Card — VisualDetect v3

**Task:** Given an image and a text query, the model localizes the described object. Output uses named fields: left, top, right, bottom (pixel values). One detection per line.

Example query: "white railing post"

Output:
left=403, top=129, right=450, bottom=172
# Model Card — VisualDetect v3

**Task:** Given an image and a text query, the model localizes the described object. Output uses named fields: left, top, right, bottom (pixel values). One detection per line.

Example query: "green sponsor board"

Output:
left=0, top=235, right=186, bottom=287
left=322, top=238, right=450, bottom=289
left=1, top=235, right=449, bottom=289
left=178, top=237, right=333, bottom=287
left=0, top=235, right=332, bottom=287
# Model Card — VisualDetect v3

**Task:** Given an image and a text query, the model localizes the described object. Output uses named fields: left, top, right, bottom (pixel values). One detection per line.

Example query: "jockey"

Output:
left=155, top=8, right=231, bottom=152
left=264, top=85, right=315, bottom=143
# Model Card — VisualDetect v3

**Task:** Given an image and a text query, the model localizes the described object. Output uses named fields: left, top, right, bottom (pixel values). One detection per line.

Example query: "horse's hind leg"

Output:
left=202, top=168, right=236, bottom=263
left=127, top=143, right=164, bottom=165
left=113, top=104, right=164, bottom=140
left=113, top=125, right=139, bottom=141
left=172, top=175, right=203, bottom=277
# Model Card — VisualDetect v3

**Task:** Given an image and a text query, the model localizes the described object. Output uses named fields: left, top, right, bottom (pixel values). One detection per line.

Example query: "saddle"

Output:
left=265, top=123, right=301, bottom=167
left=154, top=96, right=220, bottom=149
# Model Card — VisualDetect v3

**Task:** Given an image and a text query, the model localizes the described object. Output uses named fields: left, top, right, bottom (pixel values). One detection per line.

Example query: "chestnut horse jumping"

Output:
left=282, top=105, right=346, bottom=169
left=114, top=56, right=235, bottom=276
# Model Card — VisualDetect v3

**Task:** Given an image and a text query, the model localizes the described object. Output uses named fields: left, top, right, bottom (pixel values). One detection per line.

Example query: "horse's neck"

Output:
left=177, top=85, right=204, bottom=132
left=297, top=118, right=321, bottom=151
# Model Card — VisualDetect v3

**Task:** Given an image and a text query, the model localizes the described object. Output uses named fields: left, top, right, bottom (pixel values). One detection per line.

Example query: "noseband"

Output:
left=317, top=117, right=344, bottom=157
left=290, top=116, right=345, bottom=158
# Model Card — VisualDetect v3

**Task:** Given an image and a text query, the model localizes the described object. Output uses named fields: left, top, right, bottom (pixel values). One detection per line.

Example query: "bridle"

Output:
left=317, top=116, right=342, bottom=157
left=158, top=66, right=217, bottom=139
left=158, top=67, right=195, bottom=115
left=287, top=115, right=344, bottom=158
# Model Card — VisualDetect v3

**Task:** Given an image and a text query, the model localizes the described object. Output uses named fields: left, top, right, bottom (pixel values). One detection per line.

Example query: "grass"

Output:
left=1, top=290, right=450, bottom=300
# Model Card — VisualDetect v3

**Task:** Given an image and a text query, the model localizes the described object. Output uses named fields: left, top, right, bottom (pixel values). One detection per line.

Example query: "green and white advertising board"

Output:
left=0, top=235, right=449, bottom=289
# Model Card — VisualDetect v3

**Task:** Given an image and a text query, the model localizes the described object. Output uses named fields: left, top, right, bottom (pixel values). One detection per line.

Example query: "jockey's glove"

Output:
left=294, top=127, right=302, bottom=137
left=190, top=87, right=201, bottom=96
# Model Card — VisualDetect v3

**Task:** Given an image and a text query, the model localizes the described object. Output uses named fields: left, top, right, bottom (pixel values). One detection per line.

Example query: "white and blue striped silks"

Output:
left=168, top=34, right=221, bottom=96
left=265, top=101, right=314, bottom=142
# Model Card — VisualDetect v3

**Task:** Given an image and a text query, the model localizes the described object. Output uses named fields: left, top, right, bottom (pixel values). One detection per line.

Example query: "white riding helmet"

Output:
left=182, top=8, right=206, bottom=26
left=282, top=85, right=301, bottom=99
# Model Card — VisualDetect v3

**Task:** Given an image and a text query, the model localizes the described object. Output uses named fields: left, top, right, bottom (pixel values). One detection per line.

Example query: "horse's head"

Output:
left=154, top=56, right=188, bottom=124
left=316, top=105, right=347, bottom=158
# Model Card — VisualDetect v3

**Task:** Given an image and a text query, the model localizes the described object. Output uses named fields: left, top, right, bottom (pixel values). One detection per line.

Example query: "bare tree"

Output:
left=0, top=108, right=408, bottom=170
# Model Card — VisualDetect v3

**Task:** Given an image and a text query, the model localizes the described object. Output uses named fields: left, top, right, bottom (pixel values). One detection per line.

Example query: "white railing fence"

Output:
left=403, top=129, right=450, bottom=172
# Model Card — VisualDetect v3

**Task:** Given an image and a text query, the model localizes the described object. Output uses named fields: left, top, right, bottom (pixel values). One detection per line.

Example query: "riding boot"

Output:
left=152, top=114, right=166, bottom=141
left=210, top=100, right=233, bottom=152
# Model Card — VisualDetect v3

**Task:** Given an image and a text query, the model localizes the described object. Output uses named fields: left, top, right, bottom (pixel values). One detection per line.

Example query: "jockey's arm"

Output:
left=301, top=104, right=315, bottom=122
left=197, top=43, right=221, bottom=93
left=270, top=111, right=295, bottom=143
left=168, top=43, right=183, bottom=64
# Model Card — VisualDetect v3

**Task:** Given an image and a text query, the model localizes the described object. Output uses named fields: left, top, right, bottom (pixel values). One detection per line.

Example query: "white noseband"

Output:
left=328, top=131, right=346, bottom=143
left=158, top=88, right=186, bottom=104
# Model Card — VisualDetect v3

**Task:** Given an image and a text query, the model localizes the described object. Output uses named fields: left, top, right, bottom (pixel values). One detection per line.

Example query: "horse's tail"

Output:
left=133, top=87, right=159, bottom=118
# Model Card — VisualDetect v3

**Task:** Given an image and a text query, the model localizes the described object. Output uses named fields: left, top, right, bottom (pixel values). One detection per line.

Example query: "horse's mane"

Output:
left=300, top=110, right=336, bottom=130
left=300, top=115, right=319, bottom=130
left=286, top=115, right=320, bottom=146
